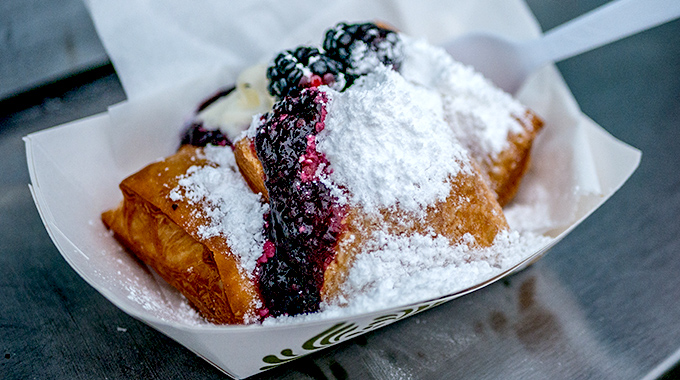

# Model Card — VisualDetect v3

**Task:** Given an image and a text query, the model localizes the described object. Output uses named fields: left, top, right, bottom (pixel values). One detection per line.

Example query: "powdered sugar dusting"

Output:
left=400, top=36, right=527, bottom=158
left=342, top=229, right=548, bottom=306
left=135, top=30, right=551, bottom=325
left=95, top=232, right=207, bottom=325
left=265, top=229, right=550, bottom=324
left=330, top=229, right=550, bottom=317
left=318, top=66, right=471, bottom=215
left=169, top=145, right=268, bottom=275
left=124, top=268, right=207, bottom=326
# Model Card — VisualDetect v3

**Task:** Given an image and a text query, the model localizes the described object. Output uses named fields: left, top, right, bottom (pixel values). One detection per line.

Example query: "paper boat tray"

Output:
left=24, top=5, right=640, bottom=380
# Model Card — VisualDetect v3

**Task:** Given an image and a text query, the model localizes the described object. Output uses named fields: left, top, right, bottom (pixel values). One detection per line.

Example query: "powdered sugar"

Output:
left=334, top=229, right=550, bottom=313
left=124, top=267, right=207, bottom=326
left=264, top=229, right=550, bottom=324
left=169, top=145, right=268, bottom=275
left=163, top=31, right=550, bottom=324
left=318, top=66, right=471, bottom=215
left=400, top=36, right=527, bottom=158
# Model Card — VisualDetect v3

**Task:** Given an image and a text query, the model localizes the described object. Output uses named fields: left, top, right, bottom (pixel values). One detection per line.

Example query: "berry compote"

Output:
left=254, top=88, right=347, bottom=317
left=180, top=86, right=235, bottom=147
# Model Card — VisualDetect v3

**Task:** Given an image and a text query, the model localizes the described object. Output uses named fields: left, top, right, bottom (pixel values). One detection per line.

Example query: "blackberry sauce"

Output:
left=180, top=86, right=236, bottom=147
left=254, top=88, right=347, bottom=317
left=180, top=123, right=231, bottom=147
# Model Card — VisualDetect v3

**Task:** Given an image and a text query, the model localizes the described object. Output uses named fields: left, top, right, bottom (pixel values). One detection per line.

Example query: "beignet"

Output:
left=246, top=69, right=508, bottom=316
left=103, top=21, right=544, bottom=324
left=102, top=145, right=265, bottom=324
left=399, top=36, right=544, bottom=206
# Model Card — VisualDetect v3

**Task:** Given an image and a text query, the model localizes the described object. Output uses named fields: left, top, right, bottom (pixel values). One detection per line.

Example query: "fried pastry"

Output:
left=477, top=110, right=543, bottom=206
left=232, top=134, right=508, bottom=308
left=399, top=36, right=544, bottom=206
left=102, top=145, right=265, bottom=324
left=246, top=66, right=509, bottom=316
left=103, top=21, right=543, bottom=323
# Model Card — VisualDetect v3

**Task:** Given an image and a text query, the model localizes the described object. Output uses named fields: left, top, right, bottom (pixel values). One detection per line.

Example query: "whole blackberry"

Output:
left=323, top=22, right=403, bottom=76
left=266, top=46, right=346, bottom=99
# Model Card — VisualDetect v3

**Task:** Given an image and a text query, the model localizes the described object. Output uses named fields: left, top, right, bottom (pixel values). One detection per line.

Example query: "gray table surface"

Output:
left=2, top=1, right=680, bottom=379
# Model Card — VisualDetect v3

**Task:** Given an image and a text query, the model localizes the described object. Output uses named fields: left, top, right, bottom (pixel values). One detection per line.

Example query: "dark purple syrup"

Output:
left=196, top=86, right=236, bottom=112
left=180, top=86, right=236, bottom=147
left=180, top=123, right=231, bottom=147
left=254, top=88, right=347, bottom=317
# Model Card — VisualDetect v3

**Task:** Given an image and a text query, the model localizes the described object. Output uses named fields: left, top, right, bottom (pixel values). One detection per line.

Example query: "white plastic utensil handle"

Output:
left=528, top=0, right=680, bottom=66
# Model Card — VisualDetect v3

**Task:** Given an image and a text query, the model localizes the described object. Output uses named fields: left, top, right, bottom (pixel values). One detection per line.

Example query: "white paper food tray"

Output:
left=25, top=0, right=640, bottom=378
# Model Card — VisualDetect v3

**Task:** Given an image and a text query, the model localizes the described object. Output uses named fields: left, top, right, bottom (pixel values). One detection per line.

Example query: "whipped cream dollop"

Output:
left=196, top=64, right=275, bottom=142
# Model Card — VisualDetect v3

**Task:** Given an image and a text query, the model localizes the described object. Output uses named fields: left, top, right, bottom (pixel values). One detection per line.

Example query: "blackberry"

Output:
left=266, top=46, right=346, bottom=99
left=323, top=22, right=403, bottom=76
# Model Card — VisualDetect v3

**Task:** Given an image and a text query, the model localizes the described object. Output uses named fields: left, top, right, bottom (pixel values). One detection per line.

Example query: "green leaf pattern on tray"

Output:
left=260, top=299, right=448, bottom=370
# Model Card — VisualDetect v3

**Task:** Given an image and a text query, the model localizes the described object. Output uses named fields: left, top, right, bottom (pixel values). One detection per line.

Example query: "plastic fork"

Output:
left=443, top=0, right=680, bottom=94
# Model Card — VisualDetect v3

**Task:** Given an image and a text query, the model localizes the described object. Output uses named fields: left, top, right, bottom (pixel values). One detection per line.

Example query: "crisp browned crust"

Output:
left=320, top=160, right=508, bottom=302
left=233, top=138, right=269, bottom=201
left=104, top=103, right=539, bottom=322
left=479, top=110, right=544, bottom=206
left=235, top=137, right=508, bottom=303
left=102, top=145, right=262, bottom=324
